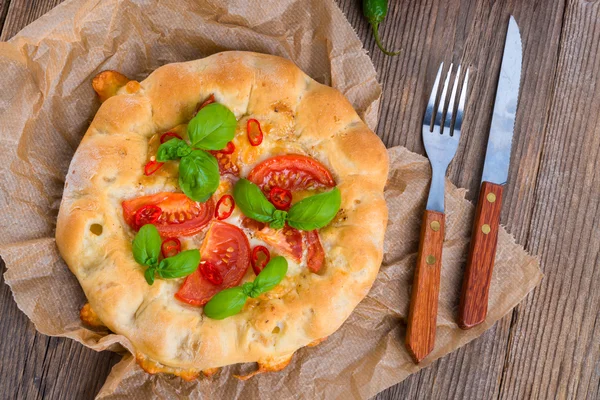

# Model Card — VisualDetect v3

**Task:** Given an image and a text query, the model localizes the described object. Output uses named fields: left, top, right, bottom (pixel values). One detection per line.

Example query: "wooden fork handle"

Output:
left=458, top=181, right=504, bottom=329
left=406, top=210, right=445, bottom=363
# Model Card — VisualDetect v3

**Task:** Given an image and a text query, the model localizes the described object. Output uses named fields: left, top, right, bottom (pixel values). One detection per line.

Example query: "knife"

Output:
left=457, top=16, right=523, bottom=329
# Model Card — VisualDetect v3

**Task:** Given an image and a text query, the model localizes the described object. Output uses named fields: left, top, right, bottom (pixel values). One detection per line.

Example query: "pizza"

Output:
left=56, top=51, right=389, bottom=379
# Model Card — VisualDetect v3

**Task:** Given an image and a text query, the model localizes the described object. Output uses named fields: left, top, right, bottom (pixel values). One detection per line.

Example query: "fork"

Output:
left=405, top=63, right=469, bottom=363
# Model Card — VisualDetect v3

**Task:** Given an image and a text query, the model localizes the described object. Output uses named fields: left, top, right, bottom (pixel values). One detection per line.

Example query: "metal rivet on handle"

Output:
left=487, top=193, right=496, bottom=203
left=426, top=255, right=436, bottom=265
left=430, top=221, right=441, bottom=232
left=481, top=224, right=491, bottom=234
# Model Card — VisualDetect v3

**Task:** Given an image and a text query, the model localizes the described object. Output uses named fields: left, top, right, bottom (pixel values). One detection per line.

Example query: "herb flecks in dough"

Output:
left=233, top=179, right=341, bottom=231
left=156, top=103, right=237, bottom=202
left=204, top=256, right=288, bottom=320
left=132, top=224, right=199, bottom=285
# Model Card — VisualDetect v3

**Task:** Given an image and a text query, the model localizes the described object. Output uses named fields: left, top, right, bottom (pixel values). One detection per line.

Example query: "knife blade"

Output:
left=457, top=16, right=523, bottom=329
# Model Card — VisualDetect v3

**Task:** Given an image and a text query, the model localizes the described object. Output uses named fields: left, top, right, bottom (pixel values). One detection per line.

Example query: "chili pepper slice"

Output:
left=161, top=237, right=181, bottom=258
left=134, top=205, right=162, bottom=229
left=160, top=131, right=183, bottom=144
left=198, top=94, right=215, bottom=111
left=215, top=195, right=235, bottom=220
left=247, top=119, right=263, bottom=146
left=220, top=141, right=235, bottom=154
left=269, top=187, right=292, bottom=210
left=251, top=245, right=271, bottom=275
left=144, top=160, right=164, bottom=175
left=199, top=261, right=223, bottom=285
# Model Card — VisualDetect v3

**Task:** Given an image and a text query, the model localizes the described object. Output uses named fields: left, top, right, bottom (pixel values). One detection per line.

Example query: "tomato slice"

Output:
left=242, top=218, right=324, bottom=272
left=305, top=230, right=325, bottom=273
left=175, top=221, right=251, bottom=306
left=247, top=154, right=335, bottom=192
left=242, top=218, right=303, bottom=262
left=209, top=150, right=240, bottom=177
left=122, top=192, right=214, bottom=237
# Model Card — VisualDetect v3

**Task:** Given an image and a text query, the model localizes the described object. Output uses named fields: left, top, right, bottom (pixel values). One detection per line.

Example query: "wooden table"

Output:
left=1, top=0, right=598, bottom=399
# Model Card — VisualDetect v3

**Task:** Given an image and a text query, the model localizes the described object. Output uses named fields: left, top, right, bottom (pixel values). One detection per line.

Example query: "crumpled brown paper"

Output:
left=0, top=0, right=542, bottom=398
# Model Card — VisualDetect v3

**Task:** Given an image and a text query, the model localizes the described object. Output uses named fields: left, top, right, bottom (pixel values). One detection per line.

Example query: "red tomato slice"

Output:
left=122, top=192, right=214, bottom=237
left=242, top=218, right=303, bottom=262
left=175, top=221, right=251, bottom=306
left=247, top=154, right=335, bottom=192
left=209, top=150, right=240, bottom=177
left=305, top=230, right=325, bottom=273
left=242, top=218, right=324, bottom=272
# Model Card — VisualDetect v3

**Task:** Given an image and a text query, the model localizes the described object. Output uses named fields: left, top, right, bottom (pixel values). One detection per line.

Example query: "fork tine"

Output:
left=454, top=68, right=470, bottom=134
left=424, top=63, right=444, bottom=130
left=444, top=65, right=461, bottom=135
left=434, top=64, right=453, bottom=133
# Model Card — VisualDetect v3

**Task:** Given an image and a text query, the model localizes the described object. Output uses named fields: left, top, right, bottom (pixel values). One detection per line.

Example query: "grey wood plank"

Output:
left=497, top=0, right=600, bottom=398
left=0, top=0, right=63, bottom=40
left=0, top=0, right=11, bottom=33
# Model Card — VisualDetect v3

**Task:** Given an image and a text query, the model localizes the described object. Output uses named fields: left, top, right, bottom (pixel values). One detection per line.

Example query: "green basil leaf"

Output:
left=144, top=267, right=156, bottom=285
left=233, top=179, right=279, bottom=224
left=156, top=249, right=200, bottom=279
left=156, top=138, right=192, bottom=162
left=203, top=287, right=248, bottom=320
left=179, top=150, right=220, bottom=202
left=187, top=103, right=237, bottom=150
left=251, top=256, right=288, bottom=297
left=132, top=224, right=161, bottom=267
left=287, top=187, right=341, bottom=231
left=270, top=210, right=288, bottom=230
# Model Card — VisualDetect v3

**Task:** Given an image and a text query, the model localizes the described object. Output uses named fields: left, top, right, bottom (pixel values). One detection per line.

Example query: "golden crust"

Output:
left=56, top=51, right=389, bottom=378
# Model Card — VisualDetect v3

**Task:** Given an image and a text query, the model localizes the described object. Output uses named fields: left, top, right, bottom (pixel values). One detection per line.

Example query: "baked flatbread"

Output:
left=56, top=51, right=388, bottom=379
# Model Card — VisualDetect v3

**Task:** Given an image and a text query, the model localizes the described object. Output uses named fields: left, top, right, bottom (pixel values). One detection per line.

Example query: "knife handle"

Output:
left=458, top=181, right=504, bottom=329
left=406, top=210, right=445, bottom=363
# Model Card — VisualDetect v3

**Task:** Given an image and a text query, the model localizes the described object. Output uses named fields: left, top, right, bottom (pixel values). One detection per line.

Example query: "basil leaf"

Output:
left=132, top=224, right=161, bottom=267
left=187, top=103, right=236, bottom=150
left=179, top=150, right=220, bottom=202
left=203, top=287, right=248, bottom=320
left=156, top=138, right=192, bottom=162
left=270, top=210, right=288, bottom=230
left=251, top=256, right=288, bottom=297
left=144, top=267, right=156, bottom=285
left=233, top=179, right=278, bottom=224
left=156, top=249, right=200, bottom=279
left=287, top=187, right=341, bottom=231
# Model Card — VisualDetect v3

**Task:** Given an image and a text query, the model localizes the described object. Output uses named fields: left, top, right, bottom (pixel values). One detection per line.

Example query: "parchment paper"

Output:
left=0, top=0, right=542, bottom=399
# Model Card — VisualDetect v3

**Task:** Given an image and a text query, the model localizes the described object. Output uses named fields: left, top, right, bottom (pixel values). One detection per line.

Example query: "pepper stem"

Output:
left=371, top=22, right=400, bottom=56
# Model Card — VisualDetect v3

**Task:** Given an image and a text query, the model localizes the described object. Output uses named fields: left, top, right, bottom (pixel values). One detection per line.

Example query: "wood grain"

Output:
left=406, top=210, right=445, bottom=363
left=0, top=0, right=598, bottom=399
left=458, top=181, right=504, bottom=329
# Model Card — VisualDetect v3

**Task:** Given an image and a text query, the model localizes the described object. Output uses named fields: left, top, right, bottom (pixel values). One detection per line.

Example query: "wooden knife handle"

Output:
left=458, top=181, right=504, bottom=329
left=406, top=210, right=445, bottom=363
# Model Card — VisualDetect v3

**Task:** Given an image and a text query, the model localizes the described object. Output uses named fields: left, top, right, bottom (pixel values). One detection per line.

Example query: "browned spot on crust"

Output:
left=92, top=70, right=131, bottom=102
left=80, top=303, right=105, bottom=328
left=136, top=354, right=201, bottom=381
left=202, top=367, right=220, bottom=377
left=234, top=353, right=293, bottom=380
left=307, top=336, right=327, bottom=347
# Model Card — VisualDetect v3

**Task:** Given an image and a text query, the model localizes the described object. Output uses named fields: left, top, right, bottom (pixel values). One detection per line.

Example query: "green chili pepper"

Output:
left=362, top=0, right=400, bottom=56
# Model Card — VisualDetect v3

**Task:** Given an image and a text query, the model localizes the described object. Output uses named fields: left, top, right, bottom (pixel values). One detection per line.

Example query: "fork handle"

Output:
left=406, top=210, right=445, bottom=363
left=458, top=181, right=504, bottom=329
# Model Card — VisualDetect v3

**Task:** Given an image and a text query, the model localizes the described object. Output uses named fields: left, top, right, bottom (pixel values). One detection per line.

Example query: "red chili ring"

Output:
left=134, top=205, right=162, bottom=229
left=220, top=141, right=235, bottom=154
left=215, top=194, right=235, bottom=220
left=198, top=94, right=216, bottom=111
left=251, top=246, right=271, bottom=275
left=161, top=237, right=181, bottom=258
left=269, top=186, right=292, bottom=210
left=160, top=131, right=183, bottom=144
left=247, top=119, right=264, bottom=146
left=199, top=261, right=223, bottom=285
left=144, top=160, right=164, bottom=176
